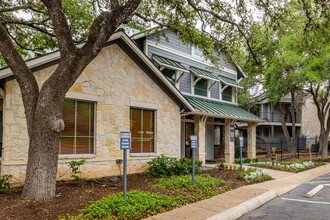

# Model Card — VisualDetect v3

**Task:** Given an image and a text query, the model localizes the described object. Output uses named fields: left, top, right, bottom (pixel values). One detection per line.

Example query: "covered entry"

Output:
left=181, top=96, right=263, bottom=164
left=206, top=118, right=225, bottom=160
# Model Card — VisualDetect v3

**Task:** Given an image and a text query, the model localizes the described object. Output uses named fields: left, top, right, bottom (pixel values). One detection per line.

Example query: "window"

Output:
left=130, top=108, right=155, bottom=153
left=192, top=46, right=203, bottom=57
left=222, top=85, right=232, bottom=102
left=162, top=68, right=176, bottom=85
left=194, top=77, right=208, bottom=97
left=60, top=99, right=95, bottom=154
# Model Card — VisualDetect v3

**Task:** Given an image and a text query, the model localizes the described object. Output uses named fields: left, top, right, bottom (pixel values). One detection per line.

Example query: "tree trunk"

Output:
left=257, top=135, right=271, bottom=158
left=319, top=130, right=329, bottom=160
left=278, top=102, right=293, bottom=152
left=22, top=97, right=64, bottom=200
left=290, top=92, right=296, bottom=157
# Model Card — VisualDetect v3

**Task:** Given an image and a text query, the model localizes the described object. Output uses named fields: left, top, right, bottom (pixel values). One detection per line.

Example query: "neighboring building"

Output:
left=254, top=94, right=302, bottom=140
left=0, top=30, right=261, bottom=185
left=301, top=95, right=329, bottom=139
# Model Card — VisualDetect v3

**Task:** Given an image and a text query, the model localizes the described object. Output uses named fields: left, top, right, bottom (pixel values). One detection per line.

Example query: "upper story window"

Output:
left=192, top=47, right=203, bottom=57
left=194, top=77, right=208, bottom=97
left=222, top=86, right=232, bottom=102
left=162, top=68, right=176, bottom=85
left=60, top=99, right=95, bottom=154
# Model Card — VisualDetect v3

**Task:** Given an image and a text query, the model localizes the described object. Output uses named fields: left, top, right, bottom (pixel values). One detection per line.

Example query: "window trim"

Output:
left=60, top=99, right=96, bottom=155
left=130, top=106, right=157, bottom=154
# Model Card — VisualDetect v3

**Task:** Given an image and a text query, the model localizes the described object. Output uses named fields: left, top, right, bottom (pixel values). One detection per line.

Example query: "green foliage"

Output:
left=0, top=0, right=97, bottom=67
left=63, top=190, right=188, bottom=220
left=155, top=174, right=226, bottom=192
left=246, top=175, right=273, bottom=184
left=0, top=174, right=12, bottom=193
left=235, top=146, right=241, bottom=159
left=145, top=155, right=202, bottom=178
left=66, top=160, right=87, bottom=180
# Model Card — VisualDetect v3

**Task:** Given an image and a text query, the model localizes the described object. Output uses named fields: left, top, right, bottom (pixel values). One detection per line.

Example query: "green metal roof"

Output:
left=184, top=95, right=262, bottom=121
left=153, top=55, right=188, bottom=71
left=190, top=66, right=218, bottom=80
left=218, top=75, right=243, bottom=88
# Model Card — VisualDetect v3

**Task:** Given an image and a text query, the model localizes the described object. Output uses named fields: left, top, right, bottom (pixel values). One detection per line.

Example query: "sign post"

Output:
left=190, top=135, right=197, bottom=186
left=120, top=132, right=131, bottom=199
left=239, top=136, right=243, bottom=172
left=307, top=131, right=312, bottom=162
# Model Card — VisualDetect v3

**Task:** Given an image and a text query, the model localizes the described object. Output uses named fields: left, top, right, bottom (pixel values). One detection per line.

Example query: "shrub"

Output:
left=66, top=160, right=87, bottom=180
left=0, top=174, right=12, bottom=193
left=145, top=155, right=202, bottom=177
left=235, top=146, right=241, bottom=158
left=155, top=174, right=226, bottom=191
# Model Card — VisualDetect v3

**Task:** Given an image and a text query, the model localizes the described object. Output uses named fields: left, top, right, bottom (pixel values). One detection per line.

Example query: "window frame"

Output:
left=130, top=107, right=157, bottom=154
left=59, top=99, right=96, bottom=155
left=193, top=76, right=208, bottom=97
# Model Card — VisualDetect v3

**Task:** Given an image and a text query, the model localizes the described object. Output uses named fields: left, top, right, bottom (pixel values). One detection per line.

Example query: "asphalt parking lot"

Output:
left=240, top=172, right=330, bottom=220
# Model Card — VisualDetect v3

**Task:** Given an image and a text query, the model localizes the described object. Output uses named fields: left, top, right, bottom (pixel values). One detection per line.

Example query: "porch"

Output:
left=181, top=96, right=263, bottom=164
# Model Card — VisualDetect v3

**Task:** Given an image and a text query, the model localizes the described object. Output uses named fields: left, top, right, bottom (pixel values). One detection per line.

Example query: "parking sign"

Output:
left=190, top=135, right=197, bottom=149
left=120, top=132, right=131, bottom=150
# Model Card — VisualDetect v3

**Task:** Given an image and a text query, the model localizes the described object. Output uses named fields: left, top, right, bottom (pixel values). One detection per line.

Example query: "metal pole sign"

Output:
left=120, top=132, right=131, bottom=199
left=190, top=135, right=197, bottom=186
left=239, top=136, right=243, bottom=172
left=307, top=131, right=312, bottom=162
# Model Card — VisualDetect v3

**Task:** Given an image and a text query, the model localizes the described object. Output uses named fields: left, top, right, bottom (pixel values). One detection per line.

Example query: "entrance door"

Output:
left=185, top=122, right=194, bottom=159
left=214, top=125, right=225, bottom=159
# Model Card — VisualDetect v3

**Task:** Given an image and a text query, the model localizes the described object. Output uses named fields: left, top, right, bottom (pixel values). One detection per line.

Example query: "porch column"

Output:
left=225, top=119, right=235, bottom=163
left=194, top=115, right=206, bottom=165
left=247, top=122, right=257, bottom=158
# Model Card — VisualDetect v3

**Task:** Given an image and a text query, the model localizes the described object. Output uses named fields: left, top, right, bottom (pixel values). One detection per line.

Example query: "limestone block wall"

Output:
left=1, top=44, right=181, bottom=184
left=301, top=96, right=323, bottom=137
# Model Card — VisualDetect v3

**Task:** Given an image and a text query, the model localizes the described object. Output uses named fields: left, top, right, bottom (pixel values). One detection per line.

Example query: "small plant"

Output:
left=66, top=160, right=87, bottom=180
left=145, top=155, right=202, bottom=177
left=235, top=146, right=240, bottom=158
left=0, top=174, right=13, bottom=193
left=271, top=147, right=276, bottom=155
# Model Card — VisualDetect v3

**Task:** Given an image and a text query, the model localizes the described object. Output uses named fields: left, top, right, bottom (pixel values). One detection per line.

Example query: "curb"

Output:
left=305, top=184, right=324, bottom=198
left=206, top=190, right=277, bottom=220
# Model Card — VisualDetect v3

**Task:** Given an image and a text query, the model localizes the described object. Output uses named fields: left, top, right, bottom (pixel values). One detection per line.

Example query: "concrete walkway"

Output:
left=145, top=163, right=330, bottom=220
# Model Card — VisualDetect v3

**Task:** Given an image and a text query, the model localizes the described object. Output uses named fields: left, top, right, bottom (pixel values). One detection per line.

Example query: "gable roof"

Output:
left=131, top=28, right=247, bottom=79
left=0, top=31, right=195, bottom=112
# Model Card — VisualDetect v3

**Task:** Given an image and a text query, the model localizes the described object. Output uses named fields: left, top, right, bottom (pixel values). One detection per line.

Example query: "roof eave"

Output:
left=188, top=111, right=264, bottom=123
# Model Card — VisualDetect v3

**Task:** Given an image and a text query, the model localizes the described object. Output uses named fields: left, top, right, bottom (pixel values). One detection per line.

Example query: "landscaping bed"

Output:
left=236, top=158, right=325, bottom=173
left=0, top=169, right=247, bottom=220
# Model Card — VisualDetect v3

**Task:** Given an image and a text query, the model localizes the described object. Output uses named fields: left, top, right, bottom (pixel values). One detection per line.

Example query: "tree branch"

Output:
left=0, top=23, right=39, bottom=136
left=41, top=0, right=77, bottom=56
left=186, top=0, right=260, bottom=65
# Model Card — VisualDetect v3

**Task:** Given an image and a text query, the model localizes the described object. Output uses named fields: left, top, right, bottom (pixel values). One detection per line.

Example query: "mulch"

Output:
left=0, top=169, right=246, bottom=220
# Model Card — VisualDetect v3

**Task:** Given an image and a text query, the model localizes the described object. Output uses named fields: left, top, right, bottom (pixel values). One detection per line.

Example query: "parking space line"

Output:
left=281, top=198, right=330, bottom=205
left=309, top=181, right=330, bottom=184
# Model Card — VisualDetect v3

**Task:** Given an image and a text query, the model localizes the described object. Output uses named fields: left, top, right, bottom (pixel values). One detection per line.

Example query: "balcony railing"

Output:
left=257, top=111, right=302, bottom=123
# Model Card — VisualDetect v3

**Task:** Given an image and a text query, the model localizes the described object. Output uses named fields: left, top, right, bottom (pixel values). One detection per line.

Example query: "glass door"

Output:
left=185, top=122, right=194, bottom=159
left=214, top=125, right=225, bottom=159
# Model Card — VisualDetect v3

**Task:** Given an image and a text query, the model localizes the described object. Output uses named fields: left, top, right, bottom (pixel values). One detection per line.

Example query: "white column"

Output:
left=248, top=122, right=257, bottom=159
left=194, top=115, right=206, bottom=165
left=225, top=119, right=235, bottom=163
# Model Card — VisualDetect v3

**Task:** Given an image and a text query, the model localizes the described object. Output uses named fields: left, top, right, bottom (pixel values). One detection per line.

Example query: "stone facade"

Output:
left=301, top=96, right=323, bottom=138
left=0, top=44, right=181, bottom=185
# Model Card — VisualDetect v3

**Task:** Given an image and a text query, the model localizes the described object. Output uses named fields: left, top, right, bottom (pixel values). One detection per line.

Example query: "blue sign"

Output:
left=120, top=132, right=131, bottom=150
left=190, top=135, right=197, bottom=149
left=239, top=136, right=243, bottom=148
left=307, top=131, right=310, bottom=142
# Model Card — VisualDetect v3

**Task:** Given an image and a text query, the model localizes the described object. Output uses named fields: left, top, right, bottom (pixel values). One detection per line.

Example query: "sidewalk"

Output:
left=145, top=163, right=330, bottom=220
